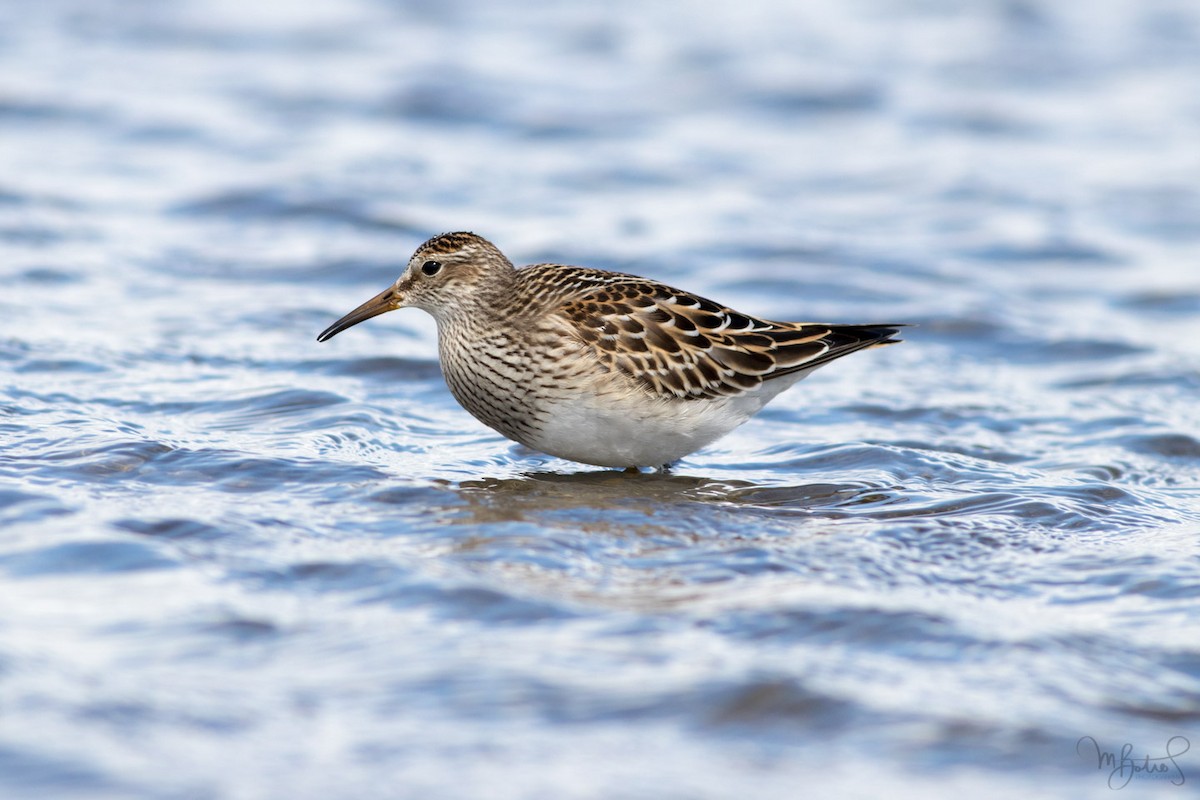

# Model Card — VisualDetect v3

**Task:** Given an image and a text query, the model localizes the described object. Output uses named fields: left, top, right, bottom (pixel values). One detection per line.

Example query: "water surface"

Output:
left=3, top=1, right=1200, bottom=797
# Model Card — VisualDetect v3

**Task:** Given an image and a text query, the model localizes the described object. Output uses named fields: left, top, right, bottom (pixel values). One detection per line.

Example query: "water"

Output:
left=3, top=0, right=1200, bottom=797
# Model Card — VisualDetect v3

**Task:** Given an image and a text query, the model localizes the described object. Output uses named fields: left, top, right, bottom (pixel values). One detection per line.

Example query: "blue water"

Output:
left=3, top=1, right=1200, bottom=797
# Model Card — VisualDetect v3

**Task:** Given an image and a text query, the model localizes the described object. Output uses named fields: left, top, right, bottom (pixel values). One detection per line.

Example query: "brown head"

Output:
left=316, top=232, right=515, bottom=341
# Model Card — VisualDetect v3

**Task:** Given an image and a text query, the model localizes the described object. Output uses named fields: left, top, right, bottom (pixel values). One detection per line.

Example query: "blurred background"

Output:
left=2, top=0, right=1199, bottom=797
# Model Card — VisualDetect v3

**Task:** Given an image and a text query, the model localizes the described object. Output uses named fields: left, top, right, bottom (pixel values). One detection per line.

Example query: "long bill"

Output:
left=316, top=286, right=401, bottom=342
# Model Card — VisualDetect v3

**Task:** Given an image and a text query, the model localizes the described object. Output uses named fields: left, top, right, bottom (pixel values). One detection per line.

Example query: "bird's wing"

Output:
left=545, top=270, right=902, bottom=400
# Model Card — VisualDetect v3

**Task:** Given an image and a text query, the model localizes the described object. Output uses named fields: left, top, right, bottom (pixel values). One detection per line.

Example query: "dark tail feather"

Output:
left=769, top=323, right=906, bottom=380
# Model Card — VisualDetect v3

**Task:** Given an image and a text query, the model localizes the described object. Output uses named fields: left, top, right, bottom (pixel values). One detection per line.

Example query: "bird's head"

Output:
left=317, top=231, right=514, bottom=341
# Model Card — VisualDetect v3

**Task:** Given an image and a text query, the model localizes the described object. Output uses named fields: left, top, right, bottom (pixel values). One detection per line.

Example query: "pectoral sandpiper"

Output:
left=317, top=232, right=903, bottom=469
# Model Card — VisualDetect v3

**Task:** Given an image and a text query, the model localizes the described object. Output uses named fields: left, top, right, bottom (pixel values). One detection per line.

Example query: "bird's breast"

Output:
left=435, top=320, right=804, bottom=467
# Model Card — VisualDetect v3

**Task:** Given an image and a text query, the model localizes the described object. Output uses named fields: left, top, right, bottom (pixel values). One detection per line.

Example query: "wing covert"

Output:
left=553, top=276, right=884, bottom=400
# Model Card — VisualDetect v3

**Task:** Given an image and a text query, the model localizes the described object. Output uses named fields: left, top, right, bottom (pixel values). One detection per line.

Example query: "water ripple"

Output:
left=1, top=540, right=176, bottom=577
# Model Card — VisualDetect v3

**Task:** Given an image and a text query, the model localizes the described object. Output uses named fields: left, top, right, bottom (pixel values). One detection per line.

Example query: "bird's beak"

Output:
left=317, top=286, right=402, bottom=342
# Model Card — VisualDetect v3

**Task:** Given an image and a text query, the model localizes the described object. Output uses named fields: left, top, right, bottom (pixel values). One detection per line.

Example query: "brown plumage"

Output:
left=318, top=232, right=903, bottom=469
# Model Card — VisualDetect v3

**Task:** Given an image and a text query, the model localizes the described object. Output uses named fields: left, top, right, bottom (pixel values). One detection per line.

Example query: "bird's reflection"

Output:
left=446, top=469, right=745, bottom=530
left=367, top=466, right=900, bottom=613
left=439, top=467, right=889, bottom=531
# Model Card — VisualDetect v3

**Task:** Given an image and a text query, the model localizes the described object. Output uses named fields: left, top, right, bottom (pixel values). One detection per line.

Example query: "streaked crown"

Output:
left=394, top=232, right=516, bottom=319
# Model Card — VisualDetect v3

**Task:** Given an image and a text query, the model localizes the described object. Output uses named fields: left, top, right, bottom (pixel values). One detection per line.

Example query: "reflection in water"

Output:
left=447, top=470, right=911, bottom=536
left=456, top=470, right=747, bottom=519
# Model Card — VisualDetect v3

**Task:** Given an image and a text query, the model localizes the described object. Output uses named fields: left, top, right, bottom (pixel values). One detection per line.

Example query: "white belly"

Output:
left=523, top=372, right=811, bottom=468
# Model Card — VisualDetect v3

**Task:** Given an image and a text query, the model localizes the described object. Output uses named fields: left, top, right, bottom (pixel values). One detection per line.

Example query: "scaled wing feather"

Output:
left=546, top=272, right=899, bottom=400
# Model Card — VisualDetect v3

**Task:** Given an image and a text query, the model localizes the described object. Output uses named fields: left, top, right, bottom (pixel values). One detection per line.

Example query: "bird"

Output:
left=317, top=232, right=903, bottom=470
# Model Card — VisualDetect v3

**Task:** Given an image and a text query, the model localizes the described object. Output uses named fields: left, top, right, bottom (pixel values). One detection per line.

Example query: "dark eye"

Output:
left=421, top=260, right=442, bottom=276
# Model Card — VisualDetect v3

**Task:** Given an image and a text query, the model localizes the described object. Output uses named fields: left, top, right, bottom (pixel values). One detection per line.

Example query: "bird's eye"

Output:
left=421, top=260, right=442, bottom=276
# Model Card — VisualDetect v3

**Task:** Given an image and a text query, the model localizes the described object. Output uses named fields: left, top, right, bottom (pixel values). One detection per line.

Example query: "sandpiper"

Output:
left=318, top=232, right=903, bottom=469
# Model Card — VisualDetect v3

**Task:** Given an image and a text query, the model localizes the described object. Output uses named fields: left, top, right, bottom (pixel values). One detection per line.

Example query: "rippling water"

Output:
left=3, top=1, right=1200, bottom=797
